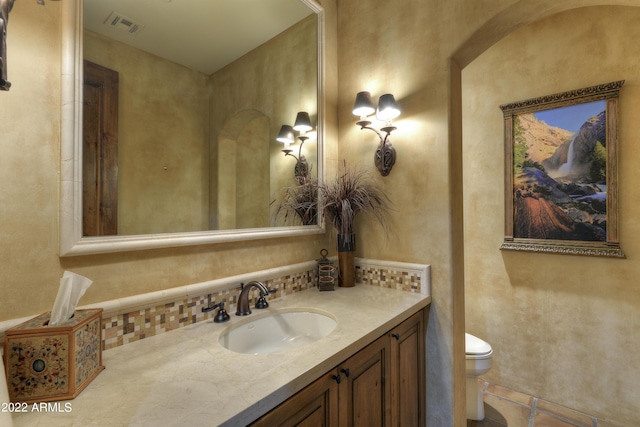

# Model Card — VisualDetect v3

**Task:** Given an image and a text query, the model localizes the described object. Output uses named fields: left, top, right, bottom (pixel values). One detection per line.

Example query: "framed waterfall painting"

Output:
left=499, top=81, right=625, bottom=258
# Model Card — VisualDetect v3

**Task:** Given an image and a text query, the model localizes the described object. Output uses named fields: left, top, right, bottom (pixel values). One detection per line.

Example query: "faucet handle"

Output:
left=255, top=289, right=277, bottom=309
left=202, top=300, right=231, bottom=323
left=213, top=302, right=231, bottom=323
left=202, top=301, right=221, bottom=313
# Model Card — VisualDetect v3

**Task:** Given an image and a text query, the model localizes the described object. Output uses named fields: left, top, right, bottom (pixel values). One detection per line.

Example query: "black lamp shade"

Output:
left=276, top=125, right=295, bottom=144
left=293, top=112, right=313, bottom=132
left=352, top=91, right=376, bottom=117
left=376, top=94, right=400, bottom=121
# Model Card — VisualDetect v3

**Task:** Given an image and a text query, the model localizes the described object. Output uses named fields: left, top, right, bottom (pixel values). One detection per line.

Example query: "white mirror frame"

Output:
left=60, top=0, right=325, bottom=256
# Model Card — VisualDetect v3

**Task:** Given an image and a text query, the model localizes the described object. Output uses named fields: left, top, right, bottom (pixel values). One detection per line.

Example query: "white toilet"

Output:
left=465, top=333, right=493, bottom=420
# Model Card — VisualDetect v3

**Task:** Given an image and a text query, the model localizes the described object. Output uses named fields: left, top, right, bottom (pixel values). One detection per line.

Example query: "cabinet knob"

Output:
left=392, top=333, right=400, bottom=340
left=341, top=368, right=350, bottom=378
left=332, top=374, right=341, bottom=384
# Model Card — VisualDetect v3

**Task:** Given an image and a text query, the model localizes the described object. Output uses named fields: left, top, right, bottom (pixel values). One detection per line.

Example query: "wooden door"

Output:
left=250, top=370, right=339, bottom=427
left=83, top=60, right=118, bottom=236
left=339, top=335, right=391, bottom=427
left=389, top=310, right=425, bottom=427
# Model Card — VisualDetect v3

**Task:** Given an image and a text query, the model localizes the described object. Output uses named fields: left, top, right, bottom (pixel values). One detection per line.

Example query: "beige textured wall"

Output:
left=1, top=1, right=63, bottom=320
left=335, top=1, right=521, bottom=424
left=84, top=31, right=210, bottom=235
left=463, top=6, right=640, bottom=424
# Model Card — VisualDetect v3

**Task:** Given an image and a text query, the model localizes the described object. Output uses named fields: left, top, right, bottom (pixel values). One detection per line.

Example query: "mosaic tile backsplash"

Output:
left=100, top=262, right=425, bottom=351
left=356, top=265, right=423, bottom=292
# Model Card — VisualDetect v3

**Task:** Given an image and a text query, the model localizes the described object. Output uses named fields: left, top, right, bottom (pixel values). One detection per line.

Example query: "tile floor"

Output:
left=467, top=380, right=627, bottom=427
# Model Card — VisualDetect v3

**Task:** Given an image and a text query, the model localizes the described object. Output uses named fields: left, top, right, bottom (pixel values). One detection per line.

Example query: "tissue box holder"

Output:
left=3, top=308, right=104, bottom=403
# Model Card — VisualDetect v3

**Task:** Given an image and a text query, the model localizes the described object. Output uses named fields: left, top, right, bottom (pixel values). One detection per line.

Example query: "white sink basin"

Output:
left=219, top=309, right=337, bottom=355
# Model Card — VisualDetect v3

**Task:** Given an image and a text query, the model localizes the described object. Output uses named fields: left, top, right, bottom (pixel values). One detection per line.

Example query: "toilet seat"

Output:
left=465, top=333, right=493, bottom=359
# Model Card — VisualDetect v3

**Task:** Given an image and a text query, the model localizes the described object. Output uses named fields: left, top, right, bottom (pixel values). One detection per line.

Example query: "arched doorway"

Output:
left=451, top=1, right=640, bottom=424
left=214, top=110, right=270, bottom=230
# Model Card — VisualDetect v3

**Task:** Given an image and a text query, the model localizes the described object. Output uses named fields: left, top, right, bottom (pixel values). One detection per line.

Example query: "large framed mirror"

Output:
left=60, top=0, right=325, bottom=256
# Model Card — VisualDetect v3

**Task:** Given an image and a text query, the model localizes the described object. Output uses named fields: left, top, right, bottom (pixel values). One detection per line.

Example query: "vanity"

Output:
left=10, top=285, right=430, bottom=426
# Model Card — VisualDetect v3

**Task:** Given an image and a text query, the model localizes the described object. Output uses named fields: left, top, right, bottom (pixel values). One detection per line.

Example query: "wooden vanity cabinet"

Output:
left=251, top=309, right=425, bottom=427
left=338, top=332, right=391, bottom=426
left=389, top=310, right=426, bottom=427
left=250, top=369, right=340, bottom=426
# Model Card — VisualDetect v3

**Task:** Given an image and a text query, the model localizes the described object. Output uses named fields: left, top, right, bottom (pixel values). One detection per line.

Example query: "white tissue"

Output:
left=49, top=271, right=93, bottom=326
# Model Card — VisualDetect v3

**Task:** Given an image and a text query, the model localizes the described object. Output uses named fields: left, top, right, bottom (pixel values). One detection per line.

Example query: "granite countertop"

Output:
left=11, top=285, right=430, bottom=427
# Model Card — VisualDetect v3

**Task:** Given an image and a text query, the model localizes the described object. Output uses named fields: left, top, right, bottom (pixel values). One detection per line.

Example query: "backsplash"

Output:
left=102, top=270, right=316, bottom=350
left=0, top=259, right=430, bottom=353
left=356, top=264, right=423, bottom=292
left=356, top=257, right=430, bottom=294
left=100, top=259, right=429, bottom=350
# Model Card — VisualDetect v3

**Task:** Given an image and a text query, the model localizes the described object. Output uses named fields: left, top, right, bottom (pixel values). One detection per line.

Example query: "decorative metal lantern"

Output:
left=316, top=249, right=336, bottom=291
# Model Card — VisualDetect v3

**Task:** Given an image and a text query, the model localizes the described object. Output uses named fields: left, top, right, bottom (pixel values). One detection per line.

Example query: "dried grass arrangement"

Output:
left=273, top=161, right=391, bottom=287
left=273, top=162, right=391, bottom=231
left=272, top=177, right=318, bottom=226
left=320, top=162, right=391, bottom=236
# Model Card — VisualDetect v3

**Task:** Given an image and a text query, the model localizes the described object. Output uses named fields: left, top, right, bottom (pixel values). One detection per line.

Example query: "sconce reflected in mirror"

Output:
left=277, top=111, right=315, bottom=184
left=1, top=0, right=59, bottom=91
left=353, top=91, right=401, bottom=176
left=0, top=0, right=16, bottom=90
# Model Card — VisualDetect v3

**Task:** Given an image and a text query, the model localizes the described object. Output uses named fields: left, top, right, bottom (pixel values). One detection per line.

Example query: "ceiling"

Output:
left=83, top=0, right=314, bottom=75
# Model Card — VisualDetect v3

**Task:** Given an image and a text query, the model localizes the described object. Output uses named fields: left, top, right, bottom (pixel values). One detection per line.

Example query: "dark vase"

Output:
left=337, top=233, right=356, bottom=287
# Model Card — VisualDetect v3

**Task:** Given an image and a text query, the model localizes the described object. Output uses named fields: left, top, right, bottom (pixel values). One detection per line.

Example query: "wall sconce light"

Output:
left=277, top=111, right=314, bottom=183
left=353, top=91, right=401, bottom=176
left=1, top=0, right=59, bottom=91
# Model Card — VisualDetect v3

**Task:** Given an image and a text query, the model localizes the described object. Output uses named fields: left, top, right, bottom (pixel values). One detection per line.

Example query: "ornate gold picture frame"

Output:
left=500, top=81, right=625, bottom=258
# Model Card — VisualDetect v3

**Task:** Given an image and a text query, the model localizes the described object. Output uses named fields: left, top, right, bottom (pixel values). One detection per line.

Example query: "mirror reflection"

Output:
left=82, top=0, right=319, bottom=237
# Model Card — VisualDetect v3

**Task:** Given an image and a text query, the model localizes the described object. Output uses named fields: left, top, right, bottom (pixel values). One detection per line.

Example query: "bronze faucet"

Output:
left=236, top=281, right=274, bottom=316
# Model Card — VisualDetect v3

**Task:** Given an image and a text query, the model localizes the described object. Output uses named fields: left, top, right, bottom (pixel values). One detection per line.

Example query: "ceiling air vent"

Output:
left=103, top=11, right=145, bottom=36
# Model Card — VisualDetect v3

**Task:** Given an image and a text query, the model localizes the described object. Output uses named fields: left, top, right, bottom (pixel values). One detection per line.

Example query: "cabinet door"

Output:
left=250, top=370, right=339, bottom=427
left=338, top=335, right=391, bottom=427
left=389, top=310, right=425, bottom=427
